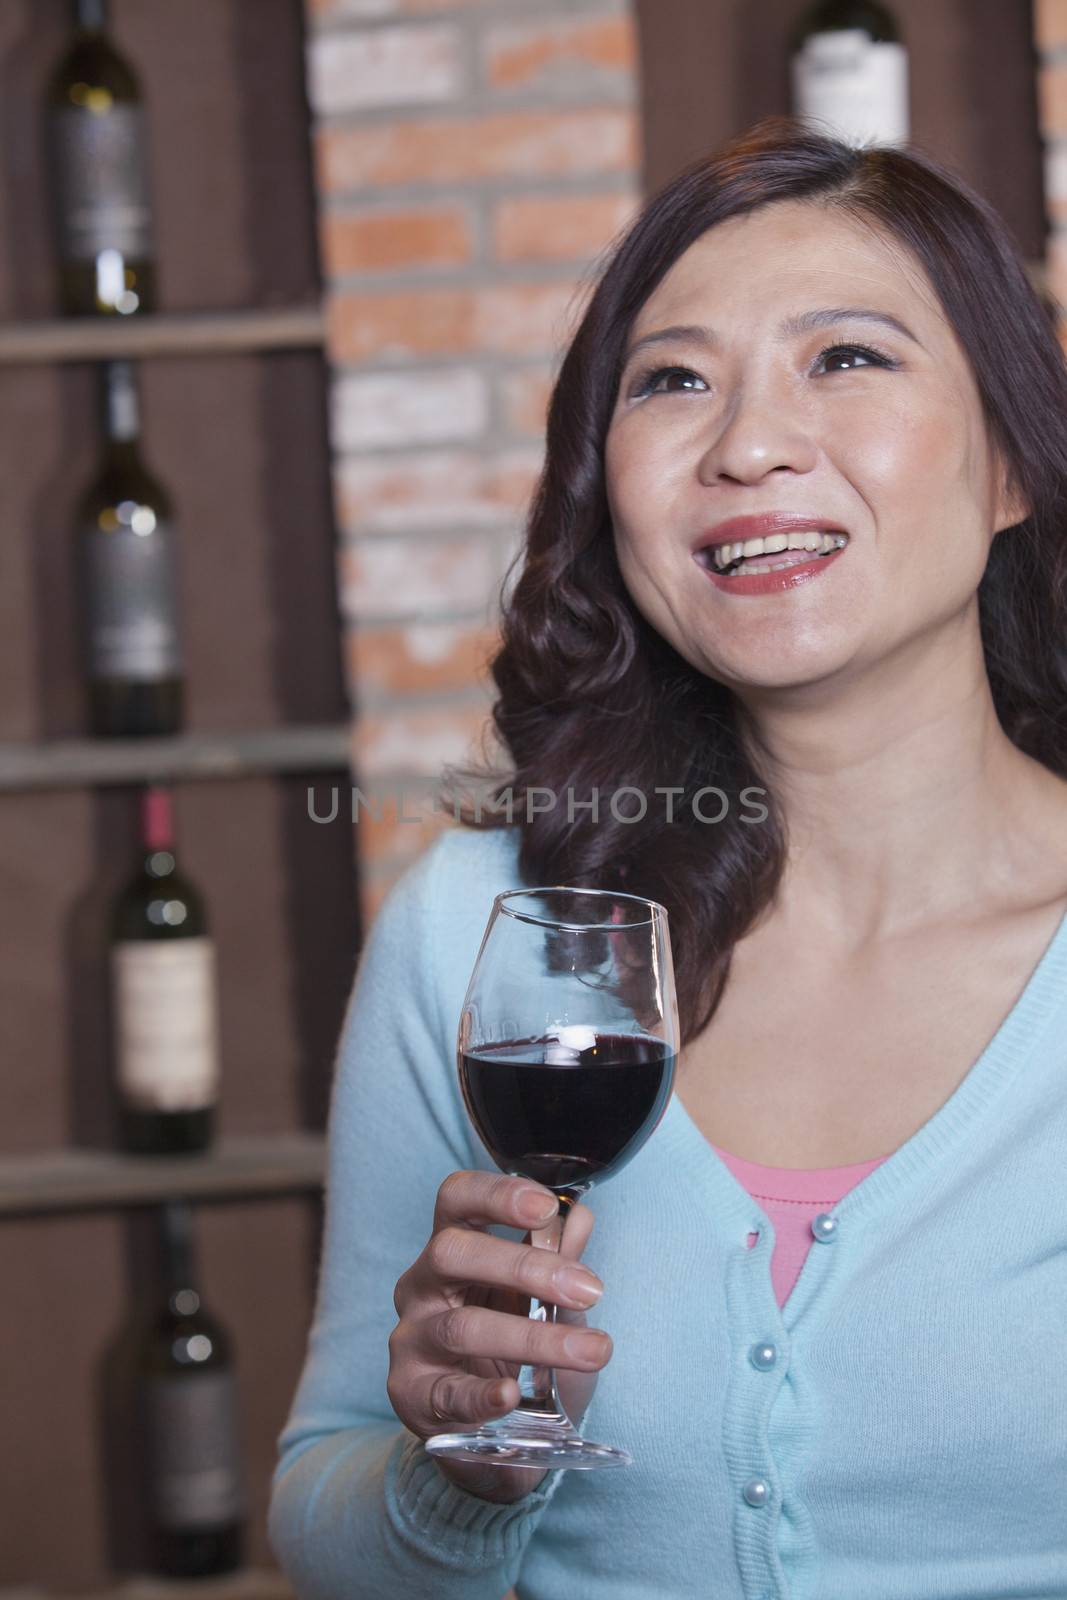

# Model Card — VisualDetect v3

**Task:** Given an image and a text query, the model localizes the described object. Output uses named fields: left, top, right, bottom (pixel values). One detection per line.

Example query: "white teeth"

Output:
left=710, top=530, right=847, bottom=571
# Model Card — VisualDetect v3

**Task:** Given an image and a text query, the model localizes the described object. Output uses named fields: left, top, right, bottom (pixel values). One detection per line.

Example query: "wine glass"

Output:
left=424, top=885, right=680, bottom=1470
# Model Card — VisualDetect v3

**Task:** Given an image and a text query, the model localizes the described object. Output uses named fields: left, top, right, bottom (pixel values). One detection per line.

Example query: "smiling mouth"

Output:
left=699, top=530, right=849, bottom=576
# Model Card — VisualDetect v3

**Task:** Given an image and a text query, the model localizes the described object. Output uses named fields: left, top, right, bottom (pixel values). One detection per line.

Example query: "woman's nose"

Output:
left=696, top=382, right=819, bottom=487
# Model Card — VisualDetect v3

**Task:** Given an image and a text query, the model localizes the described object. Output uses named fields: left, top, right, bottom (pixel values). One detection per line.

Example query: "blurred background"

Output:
left=0, top=0, right=1055, bottom=1594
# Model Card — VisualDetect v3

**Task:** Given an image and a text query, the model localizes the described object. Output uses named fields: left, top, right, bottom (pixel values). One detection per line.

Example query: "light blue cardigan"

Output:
left=268, top=823, right=1067, bottom=1599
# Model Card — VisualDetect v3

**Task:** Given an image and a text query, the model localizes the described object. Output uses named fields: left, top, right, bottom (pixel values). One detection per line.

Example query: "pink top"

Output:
left=710, top=1142, right=889, bottom=1307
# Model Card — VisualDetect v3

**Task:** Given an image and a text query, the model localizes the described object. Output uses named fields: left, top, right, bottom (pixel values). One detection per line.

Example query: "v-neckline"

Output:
left=661, top=896, right=1067, bottom=1236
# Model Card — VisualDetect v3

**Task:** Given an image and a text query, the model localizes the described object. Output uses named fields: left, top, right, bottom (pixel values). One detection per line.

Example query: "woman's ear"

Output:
left=993, top=456, right=1030, bottom=533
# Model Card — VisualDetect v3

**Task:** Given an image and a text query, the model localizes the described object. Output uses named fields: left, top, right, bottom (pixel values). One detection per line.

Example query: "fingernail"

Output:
left=520, top=1189, right=556, bottom=1223
left=555, top=1265, right=603, bottom=1305
left=564, top=1329, right=610, bottom=1364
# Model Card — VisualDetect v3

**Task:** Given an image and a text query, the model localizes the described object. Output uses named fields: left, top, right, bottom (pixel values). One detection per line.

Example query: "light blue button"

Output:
left=811, top=1212, right=838, bottom=1242
left=742, top=1476, right=770, bottom=1507
left=749, top=1341, right=778, bottom=1370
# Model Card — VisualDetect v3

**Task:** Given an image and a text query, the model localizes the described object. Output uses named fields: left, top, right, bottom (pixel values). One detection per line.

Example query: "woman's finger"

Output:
left=425, top=1370, right=517, bottom=1432
left=423, top=1224, right=603, bottom=1308
left=433, top=1169, right=556, bottom=1234
left=427, top=1302, right=613, bottom=1373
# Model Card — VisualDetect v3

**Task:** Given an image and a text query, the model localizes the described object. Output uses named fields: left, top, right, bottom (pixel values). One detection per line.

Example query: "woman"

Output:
left=268, top=117, right=1067, bottom=1598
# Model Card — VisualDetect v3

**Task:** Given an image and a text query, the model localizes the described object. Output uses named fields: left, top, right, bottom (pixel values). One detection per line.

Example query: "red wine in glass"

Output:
left=459, top=1031, right=674, bottom=1191
left=425, top=885, right=680, bottom=1471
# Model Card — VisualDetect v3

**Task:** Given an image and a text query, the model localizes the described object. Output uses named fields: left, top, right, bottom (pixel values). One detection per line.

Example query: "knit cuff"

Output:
left=386, top=1430, right=559, bottom=1565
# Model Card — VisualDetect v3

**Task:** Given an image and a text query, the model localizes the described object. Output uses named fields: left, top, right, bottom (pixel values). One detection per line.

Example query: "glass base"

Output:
left=424, top=1412, right=631, bottom=1470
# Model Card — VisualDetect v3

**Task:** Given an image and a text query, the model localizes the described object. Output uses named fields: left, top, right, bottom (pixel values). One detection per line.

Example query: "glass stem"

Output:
left=514, top=1188, right=580, bottom=1424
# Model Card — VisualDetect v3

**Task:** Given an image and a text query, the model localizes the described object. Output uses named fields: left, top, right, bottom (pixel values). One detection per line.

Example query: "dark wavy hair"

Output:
left=441, top=115, right=1067, bottom=1049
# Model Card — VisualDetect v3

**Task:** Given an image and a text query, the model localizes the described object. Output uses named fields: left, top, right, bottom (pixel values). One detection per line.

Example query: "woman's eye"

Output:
left=816, top=341, right=892, bottom=373
left=628, top=342, right=895, bottom=399
left=632, top=366, right=707, bottom=397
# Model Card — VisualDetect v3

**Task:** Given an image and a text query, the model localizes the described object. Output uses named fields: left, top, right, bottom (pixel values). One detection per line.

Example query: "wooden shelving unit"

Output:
left=0, top=305, right=324, bottom=364
left=0, top=1135, right=326, bottom=1218
left=0, top=0, right=357, bottom=1589
left=0, top=724, right=351, bottom=791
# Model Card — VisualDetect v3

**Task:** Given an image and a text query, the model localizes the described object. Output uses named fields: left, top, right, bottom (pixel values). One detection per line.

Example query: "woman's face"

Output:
left=604, top=199, right=1026, bottom=697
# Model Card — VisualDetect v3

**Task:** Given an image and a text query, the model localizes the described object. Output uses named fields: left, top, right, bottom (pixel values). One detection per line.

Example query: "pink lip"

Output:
left=693, top=512, right=850, bottom=553
left=699, top=541, right=847, bottom=597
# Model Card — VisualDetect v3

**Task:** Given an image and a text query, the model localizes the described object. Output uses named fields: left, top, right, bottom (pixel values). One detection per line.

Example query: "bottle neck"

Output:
left=75, top=0, right=108, bottom=34
left=141, top=785, right=177, bottom=877
left=102, top=359, right=140, bottom=447
left=158, top=1202, right=201, bottom=1314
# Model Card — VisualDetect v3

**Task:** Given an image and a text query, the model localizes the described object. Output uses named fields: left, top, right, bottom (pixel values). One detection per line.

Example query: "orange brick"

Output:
left=326, top=280, right=582, bottom=360
left=315, top=107, right=639, bottom=192
left=347, top=620, right=501, bottom=696
left=1036, top=0, right=1067, bottom=51
left=320, top=205, right=472, bottom=275
left=498, top=362, right=554, bottom=437
left=485, top=14, right=637, bottom=93
left=1038, top=64, right=1067, bottom=135
left=492, top=190, right=638, bottom=263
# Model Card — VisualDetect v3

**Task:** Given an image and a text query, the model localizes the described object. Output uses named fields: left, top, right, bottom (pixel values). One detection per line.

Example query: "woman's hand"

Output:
left=388, top=1170, right=610, bottom=1504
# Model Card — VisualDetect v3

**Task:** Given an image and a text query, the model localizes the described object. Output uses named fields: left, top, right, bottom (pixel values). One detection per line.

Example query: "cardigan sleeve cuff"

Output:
left=386, top=1429, right=560, bottom=1565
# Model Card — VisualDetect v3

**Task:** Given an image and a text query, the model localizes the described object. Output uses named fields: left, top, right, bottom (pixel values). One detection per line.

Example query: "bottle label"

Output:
left=112, top=938, right=219, bottom=1111
left=52, top=104, right=152, bottom=260
left=792, top=29, right=908, bottom=147
left=86, top=516, right=182, bottom=680
left=145, top=1370, right=246, bottom=1530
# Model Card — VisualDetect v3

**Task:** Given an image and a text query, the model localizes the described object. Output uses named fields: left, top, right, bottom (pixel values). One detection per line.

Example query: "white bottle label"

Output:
left=792, top=29, right=909, bottom=147
left=112, top=938, right=219, bottom=1111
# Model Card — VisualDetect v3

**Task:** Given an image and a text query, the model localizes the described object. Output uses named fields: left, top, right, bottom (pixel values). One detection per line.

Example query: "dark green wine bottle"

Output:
left=47, top=0, right=157, bottom=315
left=80, top=359, right=184, bottom=738
left=789, top=1, right=909, bottom=148
left=111, top=785, right=219, bottom=1155
left=137, top=1201, right=246, bottom=1576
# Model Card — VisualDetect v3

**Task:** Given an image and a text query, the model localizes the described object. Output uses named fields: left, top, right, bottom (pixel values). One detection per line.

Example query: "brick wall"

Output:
left=1037, top=0, right=1067, bottom=346
left=301, top=0, right=643, bottom=920
left=302, top=3, right=1064, bottom=929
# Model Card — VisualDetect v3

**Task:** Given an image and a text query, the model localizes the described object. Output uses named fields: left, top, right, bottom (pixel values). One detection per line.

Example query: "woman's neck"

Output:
left=736, top=638, right=1067, bottom=944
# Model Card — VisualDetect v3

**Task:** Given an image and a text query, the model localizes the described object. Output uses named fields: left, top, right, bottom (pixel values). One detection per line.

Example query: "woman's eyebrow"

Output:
left=622, top=307, right=921, bottom=366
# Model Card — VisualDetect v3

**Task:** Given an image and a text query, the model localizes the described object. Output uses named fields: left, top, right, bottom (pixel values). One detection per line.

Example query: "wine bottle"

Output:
left=137, top=1201, right=246, bottom=1577
left=111, top=785, right=219, bottom=1155
left=80, top=359, right=184, bottom=738
left=46, top=0, right=157, bottom=316
left=789, top=0, right=909, bottom=148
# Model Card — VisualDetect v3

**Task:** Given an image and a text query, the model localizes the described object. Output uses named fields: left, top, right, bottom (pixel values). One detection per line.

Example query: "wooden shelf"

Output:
left=0, top=1134, right=326, bottom=1218
left=0, top=306, right=324, bottom=365
left=0, top=1568, right=294, bottom=1600
left=0, top=724, right=352, bottom=791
